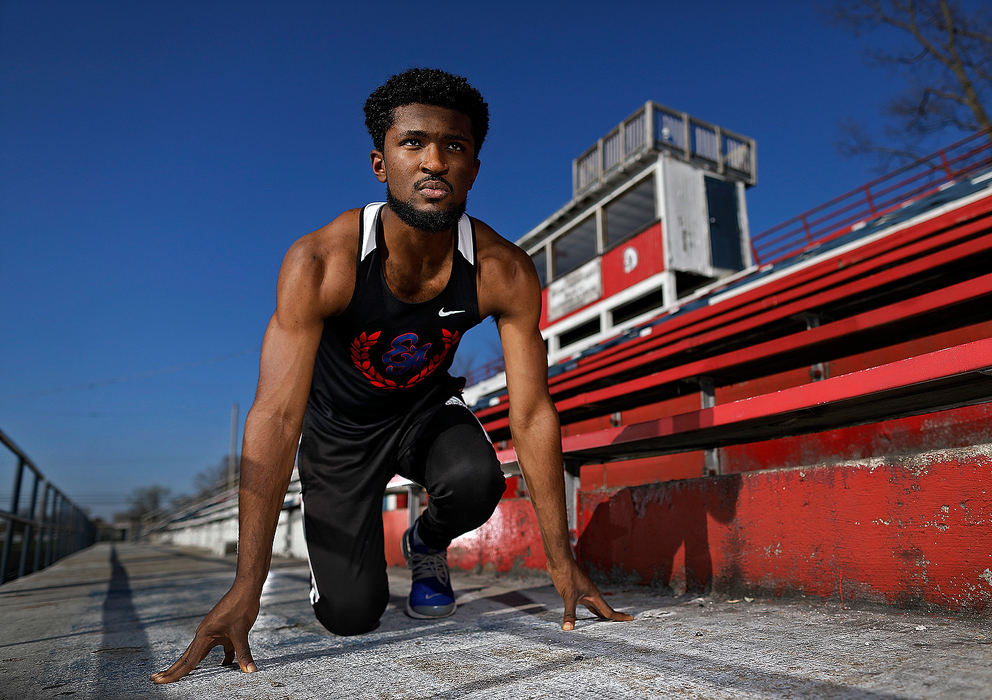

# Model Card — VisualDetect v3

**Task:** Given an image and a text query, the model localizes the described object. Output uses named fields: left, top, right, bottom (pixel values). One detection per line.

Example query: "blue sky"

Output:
left=0, top=0, right=978, bottom=518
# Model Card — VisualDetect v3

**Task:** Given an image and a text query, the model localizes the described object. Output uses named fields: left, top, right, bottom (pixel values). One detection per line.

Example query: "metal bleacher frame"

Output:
left=496, top=337, right=992, bottom=467
left=478, top=136, right=992, bottom=534
left=478, top=190, right=992, bottom=435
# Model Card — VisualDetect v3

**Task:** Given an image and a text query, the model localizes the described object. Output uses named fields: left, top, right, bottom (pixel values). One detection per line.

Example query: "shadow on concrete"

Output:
left=425, top=614, right=909, bottom=700
left=578, top=474, right=743, bottom=593
left=236, top=607, right=908, bottom=700
left=469, top=589, right=546, bottom=618
left=0, top=564, right=235, bottom=597
left=95, top=545, right=151, bottom=684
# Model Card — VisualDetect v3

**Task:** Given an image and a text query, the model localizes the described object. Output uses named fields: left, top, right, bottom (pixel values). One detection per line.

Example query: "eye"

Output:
left=447, top=142, right=465, bottom=152
left=400, top=138, right=422, bottom=147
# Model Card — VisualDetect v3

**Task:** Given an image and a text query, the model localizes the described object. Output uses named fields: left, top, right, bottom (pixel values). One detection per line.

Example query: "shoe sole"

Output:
left=404, top=599, right=457, bottom=619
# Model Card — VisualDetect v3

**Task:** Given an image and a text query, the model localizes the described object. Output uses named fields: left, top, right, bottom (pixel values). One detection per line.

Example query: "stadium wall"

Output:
left=378, top=403, right=992, bottom=613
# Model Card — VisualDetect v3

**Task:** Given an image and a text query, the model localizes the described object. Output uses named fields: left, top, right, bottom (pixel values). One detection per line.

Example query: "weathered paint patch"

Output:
left=383, top=499, right=547, bottom=572
left=720, top=403, right=992, bottom=475
left=577, top=444, right=992, bottom=612
left=383, top=443, right=992, bottom=613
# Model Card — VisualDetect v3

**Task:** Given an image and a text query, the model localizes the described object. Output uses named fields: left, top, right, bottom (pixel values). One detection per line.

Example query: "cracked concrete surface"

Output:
left=1, top=543, right=990, bottom=699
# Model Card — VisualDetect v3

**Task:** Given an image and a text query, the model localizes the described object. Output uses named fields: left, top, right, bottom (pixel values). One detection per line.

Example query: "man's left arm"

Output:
left=494, top=257, right=634, bottom=631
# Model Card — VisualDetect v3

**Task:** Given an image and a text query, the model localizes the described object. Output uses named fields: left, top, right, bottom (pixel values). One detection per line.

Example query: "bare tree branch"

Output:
left=829, top=0, right=992, bottom=164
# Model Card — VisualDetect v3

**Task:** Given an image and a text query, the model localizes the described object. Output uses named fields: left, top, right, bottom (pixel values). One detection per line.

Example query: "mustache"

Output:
left=415, top=175, right=453, bottom=192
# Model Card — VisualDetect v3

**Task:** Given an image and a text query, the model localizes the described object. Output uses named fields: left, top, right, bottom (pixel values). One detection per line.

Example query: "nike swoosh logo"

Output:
left=438, top=308, right=465, bottom=317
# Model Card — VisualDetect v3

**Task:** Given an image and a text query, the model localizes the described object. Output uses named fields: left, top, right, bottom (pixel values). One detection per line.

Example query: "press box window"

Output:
left=558, top=317, right=601, bottom=348
left=604, top=176, right=656, bottom=249
left=553, top=216, right=597, bottom=279
left=611, top=288, right=665, bottom=325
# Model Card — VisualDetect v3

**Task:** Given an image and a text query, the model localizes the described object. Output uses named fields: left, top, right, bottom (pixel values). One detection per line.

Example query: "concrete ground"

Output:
left=0, top=543, right=990, bottom=699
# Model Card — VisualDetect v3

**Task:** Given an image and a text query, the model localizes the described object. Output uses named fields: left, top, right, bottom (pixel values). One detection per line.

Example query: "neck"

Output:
left=381, top=205, right=456, bottom=268
left=379, top=207, right=457, bottom=305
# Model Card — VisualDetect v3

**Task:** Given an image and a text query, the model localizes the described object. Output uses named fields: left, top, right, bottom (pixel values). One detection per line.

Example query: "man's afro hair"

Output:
left=364, top=68, right=489, bottom=157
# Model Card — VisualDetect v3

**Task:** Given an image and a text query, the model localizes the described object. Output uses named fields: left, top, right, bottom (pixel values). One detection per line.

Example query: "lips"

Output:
left=417, top=179, right=451, bottom=199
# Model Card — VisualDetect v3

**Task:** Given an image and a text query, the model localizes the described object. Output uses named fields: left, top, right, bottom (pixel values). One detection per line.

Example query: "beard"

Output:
left=386, top=184, right=466, bottom=233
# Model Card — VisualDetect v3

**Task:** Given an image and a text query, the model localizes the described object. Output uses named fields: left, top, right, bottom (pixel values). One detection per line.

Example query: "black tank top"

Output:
left=306, top=203, right=482, bottom=424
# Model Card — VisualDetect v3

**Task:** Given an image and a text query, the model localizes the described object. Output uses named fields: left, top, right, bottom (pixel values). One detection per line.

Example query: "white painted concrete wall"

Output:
left=154, top=501, right=308, bottom=560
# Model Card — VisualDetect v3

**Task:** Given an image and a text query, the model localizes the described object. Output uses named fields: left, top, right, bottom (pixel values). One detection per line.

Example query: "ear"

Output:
left=467, top=158, right=481, bottom=191
left=371, top=150, right=387, bottom=183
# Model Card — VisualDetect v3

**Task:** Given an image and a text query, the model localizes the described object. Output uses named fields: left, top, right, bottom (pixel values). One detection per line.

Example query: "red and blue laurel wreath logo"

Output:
left=349, top=329, right=461, bottom=389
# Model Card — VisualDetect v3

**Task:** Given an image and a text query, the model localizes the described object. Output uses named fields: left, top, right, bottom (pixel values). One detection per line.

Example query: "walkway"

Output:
left=1, top=543, right=990, bottom=699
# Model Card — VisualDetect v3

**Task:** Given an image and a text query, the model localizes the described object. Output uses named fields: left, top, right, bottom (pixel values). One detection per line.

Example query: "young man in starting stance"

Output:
left=152, top=67, right=632, bottom=684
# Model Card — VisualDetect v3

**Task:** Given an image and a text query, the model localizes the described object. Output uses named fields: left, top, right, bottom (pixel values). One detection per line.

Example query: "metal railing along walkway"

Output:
left=0, top=428, right=95, bottom=584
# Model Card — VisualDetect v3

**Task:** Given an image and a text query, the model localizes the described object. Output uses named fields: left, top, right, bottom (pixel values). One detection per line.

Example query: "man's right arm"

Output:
left=151, top=221, right=353, bottom=684
left=230, top=243, right=330, bottom=600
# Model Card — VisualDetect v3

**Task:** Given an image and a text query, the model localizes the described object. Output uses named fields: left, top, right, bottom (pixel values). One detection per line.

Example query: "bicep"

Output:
left=250, top=245, right=335, bottom=426
left=251, top=310, right=322, bottom=426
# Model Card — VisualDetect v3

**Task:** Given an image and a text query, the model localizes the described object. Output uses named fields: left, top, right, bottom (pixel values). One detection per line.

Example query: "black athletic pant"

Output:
left=297, top=394, right=505, bottom=636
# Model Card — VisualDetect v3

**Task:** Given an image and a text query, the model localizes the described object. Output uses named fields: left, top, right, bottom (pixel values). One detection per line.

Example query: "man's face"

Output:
left=371, top=104, right=480, bottom=232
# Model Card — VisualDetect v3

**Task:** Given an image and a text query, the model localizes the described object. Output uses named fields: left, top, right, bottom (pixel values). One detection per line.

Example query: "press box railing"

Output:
left=572, top=101, right=757, bottom=196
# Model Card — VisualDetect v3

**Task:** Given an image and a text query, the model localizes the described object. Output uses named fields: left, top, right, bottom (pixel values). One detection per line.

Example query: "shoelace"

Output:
left=408, top=548, right=450, bottom=586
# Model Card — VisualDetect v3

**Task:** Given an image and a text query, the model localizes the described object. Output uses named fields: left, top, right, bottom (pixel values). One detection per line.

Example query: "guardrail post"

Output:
left=1, top=458, right=25, bottom=583
left=801, top=214, right=813, bottom=244
left=33, top=481, right=49, bottom=573
left=44, top=487, right=55, bottom=567
left=699, top=378, right=721, bottom=476
left=70, top=507, right=79, bottom=553
left=563, top=459, right=581, bottom=545
left=644, top=101, right=655, bottom=151
left=715, top=126, right=724, bottom=174
left=596, top=137, right=605, bottom=188
left=62, top=499, right=71, bottom=559
left=940, top=149, right=953, bottom=178
left=864, top=185, right=877, bottom=215
left=682, top=112, right=691, bottom=162
left=18, top=472, right=40, bottom=578
left=52, top=493, right=64, bottom=562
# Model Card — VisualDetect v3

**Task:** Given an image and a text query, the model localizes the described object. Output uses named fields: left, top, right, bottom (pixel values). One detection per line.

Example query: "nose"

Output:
left=420, top=143, right=448, bottom=174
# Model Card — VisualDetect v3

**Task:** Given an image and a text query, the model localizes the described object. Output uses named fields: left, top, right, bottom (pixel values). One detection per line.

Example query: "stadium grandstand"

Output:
left=150, top=103, right=992, bottom=613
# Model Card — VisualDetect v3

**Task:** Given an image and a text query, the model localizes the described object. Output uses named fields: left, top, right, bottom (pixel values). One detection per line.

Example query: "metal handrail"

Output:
left=751, top=130, right=992, bottom=266
left=0, top=428, right=96, bottom=584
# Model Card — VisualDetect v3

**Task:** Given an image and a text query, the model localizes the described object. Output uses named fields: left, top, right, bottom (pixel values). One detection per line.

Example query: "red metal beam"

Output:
left=495, top=337, right=992, bottom=465
left=485, top=271, right=992, bottom=434
left=480, top=226, right=992, bottom=426
left=476, top=195, right=992, bottom=421
left=553, top=234, right=992, bottom=396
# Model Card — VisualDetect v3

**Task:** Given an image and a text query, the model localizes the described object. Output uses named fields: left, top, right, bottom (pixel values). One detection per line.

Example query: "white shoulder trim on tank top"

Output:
left=360, top=202, right=473, bottom=264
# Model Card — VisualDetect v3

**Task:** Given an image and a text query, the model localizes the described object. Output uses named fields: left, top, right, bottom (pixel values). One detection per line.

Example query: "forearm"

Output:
left=231, top=407, right=302, bottom=596
left=510, top=402, right=573, bottom=569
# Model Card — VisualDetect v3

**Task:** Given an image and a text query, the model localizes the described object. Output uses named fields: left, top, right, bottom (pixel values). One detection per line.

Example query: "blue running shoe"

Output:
left=402, top=522, right=456, bottom=619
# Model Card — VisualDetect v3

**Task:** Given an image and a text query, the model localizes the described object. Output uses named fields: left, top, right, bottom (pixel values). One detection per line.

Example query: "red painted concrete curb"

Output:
left=578, top=446, right=992, bottom=611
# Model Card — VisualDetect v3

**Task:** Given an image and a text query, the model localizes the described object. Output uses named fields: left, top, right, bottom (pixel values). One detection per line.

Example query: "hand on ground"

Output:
left=549, top=559, right=635, bottom=631
left=150, top=588, right=260, bottom=684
